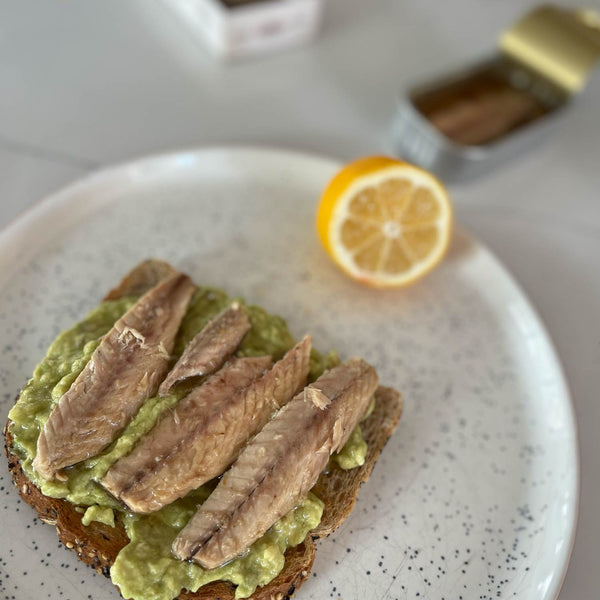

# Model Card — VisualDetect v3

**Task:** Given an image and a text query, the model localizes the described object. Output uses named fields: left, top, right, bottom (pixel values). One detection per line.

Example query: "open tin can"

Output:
left=392, top=5, right=600, bottom=180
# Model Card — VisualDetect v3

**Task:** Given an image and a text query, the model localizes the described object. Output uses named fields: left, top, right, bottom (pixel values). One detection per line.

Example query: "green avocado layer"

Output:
left=8, top=286, right=365, bottom=600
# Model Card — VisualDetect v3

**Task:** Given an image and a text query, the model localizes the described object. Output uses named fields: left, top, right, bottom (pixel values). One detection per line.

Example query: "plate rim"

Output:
left=0, top=145, right=580, bottom=600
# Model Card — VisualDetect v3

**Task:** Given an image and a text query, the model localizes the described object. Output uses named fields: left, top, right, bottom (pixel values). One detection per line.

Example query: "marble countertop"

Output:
left=1, top=0, right=598, bottom=597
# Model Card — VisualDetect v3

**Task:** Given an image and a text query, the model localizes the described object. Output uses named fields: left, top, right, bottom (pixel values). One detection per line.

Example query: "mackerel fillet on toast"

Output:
left=4, top=259, right=403, bottom=600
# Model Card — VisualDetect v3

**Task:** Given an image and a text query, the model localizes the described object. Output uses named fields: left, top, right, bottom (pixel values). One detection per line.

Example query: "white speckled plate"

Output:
left=0, top=148, right=578, bottom=600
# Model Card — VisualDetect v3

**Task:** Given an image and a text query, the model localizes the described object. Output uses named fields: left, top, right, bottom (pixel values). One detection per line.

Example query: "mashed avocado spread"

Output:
left=8, top=287, right=368, bottom=600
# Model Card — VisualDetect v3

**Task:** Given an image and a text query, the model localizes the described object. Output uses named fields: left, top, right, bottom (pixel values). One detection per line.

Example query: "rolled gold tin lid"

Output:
left=500, top=5, right=600, bottom=93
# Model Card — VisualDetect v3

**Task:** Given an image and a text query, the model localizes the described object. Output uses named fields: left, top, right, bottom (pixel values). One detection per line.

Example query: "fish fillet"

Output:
left=172, top=357, right=377, bottom=568
left=33, top=272, right=195, bottom=480
left=158, top=302, right=250, bottom=395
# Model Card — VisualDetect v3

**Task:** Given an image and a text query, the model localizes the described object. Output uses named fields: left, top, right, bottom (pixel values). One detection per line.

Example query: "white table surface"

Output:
left=1, top=0, right=598, bottom=597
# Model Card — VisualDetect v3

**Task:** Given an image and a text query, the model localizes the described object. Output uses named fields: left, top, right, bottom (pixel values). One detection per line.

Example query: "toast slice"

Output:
left=3, top=259, right=403, bottom=600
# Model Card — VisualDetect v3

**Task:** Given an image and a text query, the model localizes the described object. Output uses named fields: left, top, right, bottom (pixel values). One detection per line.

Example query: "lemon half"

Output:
left=317, top=156, right=453, bottom=288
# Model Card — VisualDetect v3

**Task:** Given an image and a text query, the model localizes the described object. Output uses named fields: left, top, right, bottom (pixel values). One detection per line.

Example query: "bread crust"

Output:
left=3, top=260, right=403, bottom=600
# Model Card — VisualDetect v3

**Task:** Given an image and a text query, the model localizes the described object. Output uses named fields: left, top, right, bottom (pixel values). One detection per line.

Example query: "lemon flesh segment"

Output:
left=401, top=187, right=442, bottom=226
left=340, top=219, right=381, bottom=251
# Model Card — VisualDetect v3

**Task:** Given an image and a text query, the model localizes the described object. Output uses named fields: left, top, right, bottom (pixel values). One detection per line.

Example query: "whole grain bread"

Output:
left=3, top=259, right=403, bottom=600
